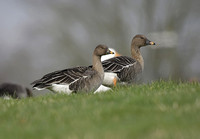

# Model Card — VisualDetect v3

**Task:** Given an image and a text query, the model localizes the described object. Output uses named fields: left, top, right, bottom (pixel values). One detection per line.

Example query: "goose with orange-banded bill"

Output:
left=94, top=48, right=121, bottom=93
left=31, top=45, right=114, bottom=94
left=101, top=34, right=156, bottom=86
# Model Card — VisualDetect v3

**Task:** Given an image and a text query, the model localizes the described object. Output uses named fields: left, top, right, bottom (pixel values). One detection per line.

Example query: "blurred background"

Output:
left=0, top=0, right=200, bottom=91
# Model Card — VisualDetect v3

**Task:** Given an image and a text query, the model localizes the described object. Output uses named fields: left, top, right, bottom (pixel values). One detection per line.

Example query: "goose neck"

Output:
left=131, top=44, right=144, bottom=70
left=92, top=54, right=104, bottom=76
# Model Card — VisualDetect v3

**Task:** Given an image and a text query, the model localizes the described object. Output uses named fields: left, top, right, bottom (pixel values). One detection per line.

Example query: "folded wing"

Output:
left=31, top=66, right=90, bottom=89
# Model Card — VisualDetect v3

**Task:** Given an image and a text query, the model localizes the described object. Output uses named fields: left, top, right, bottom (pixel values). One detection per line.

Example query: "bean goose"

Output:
left=0, top=83, right=32, bottom=99
left=101, top=34, right=156, bottom=86
left=31, top=45, right=114, bottom=94
left=94, top=48, right=121, bottom=93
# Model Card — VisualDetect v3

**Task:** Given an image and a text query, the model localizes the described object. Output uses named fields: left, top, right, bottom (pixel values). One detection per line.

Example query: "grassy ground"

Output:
left=0, top=81, right=200, bottom=139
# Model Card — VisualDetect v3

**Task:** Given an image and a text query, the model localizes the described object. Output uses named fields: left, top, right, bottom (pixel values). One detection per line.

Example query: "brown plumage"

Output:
left=31, top=45, right=114, bottom=94
left=102, top=34, right=156, bottom=86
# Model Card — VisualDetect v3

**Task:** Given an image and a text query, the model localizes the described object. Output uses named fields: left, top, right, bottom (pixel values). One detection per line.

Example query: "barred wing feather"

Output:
left=102, top=56, right=137, bottom=73
left=31, top=66, right=90, bottom=88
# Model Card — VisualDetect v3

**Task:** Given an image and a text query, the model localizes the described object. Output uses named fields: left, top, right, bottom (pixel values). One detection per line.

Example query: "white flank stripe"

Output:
left=124, top=63, right=135, bottom=68
left=51, top=84, right=72, bottom=94
left=34, top=87, right=45, bottom=91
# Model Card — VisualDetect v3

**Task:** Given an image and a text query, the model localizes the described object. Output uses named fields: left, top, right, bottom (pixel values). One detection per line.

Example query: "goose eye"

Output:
left=140, top=37, right=144, bottom=39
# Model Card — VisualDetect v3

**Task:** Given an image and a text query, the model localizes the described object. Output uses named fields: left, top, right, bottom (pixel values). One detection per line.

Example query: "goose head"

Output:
left=94, top=45, right=114, bottom=57
left=132, top=34, right=155, bottom=48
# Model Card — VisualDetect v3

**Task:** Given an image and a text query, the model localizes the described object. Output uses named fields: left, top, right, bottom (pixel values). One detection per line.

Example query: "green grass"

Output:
left=0, top=81, right=200, bottom=139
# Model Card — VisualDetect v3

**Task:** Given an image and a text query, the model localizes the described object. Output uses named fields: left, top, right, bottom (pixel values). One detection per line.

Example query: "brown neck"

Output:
left=131, top=43, right=144, bottom=70
left=92, top=54, right=104, bottom=77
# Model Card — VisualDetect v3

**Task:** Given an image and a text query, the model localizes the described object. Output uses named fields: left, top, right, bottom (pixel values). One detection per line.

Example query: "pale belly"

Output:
left=103, top=72, right=118, bottom=85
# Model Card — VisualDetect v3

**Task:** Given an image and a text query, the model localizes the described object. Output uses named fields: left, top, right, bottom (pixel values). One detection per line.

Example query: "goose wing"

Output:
left=31, top=66, right=91, bottom=89
left=68, top=68, right=98, bottom=92
left=102, top=56, right=137, bottom=73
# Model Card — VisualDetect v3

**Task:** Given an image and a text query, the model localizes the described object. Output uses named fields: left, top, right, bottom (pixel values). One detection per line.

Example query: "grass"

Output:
left=0, top=81, right=200, bottom=139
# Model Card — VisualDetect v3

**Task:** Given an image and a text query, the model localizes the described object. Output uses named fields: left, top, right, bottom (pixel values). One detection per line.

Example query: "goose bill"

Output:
left=146, top=39, right=156, bottom=45
left=107, top=49, right=115, bottom=54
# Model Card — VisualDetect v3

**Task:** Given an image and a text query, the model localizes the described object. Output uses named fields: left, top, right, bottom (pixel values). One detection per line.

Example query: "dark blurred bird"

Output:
left=0, top=83, right=33, bottom=99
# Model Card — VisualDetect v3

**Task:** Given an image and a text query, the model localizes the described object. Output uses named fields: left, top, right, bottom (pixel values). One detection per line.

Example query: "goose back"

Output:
left=102, top=56, right=142, bottom=83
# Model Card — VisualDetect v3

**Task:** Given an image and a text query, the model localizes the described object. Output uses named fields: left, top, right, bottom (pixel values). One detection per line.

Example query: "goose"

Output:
left=94, top=48, right=121, bottom=93
left=101, top=34, right=156, bottom=86
left=31, top=45, right=114, bottom=94
left=0, top=83, right=32, bottom=99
